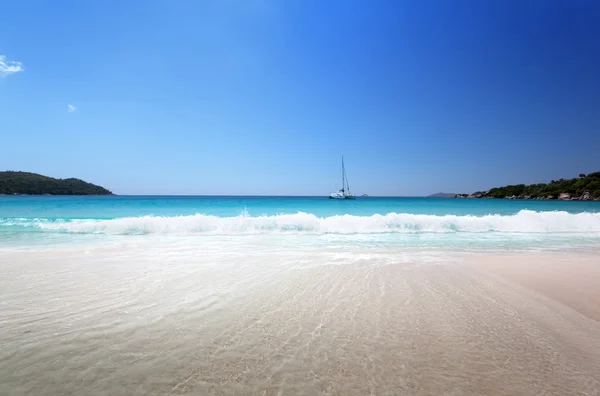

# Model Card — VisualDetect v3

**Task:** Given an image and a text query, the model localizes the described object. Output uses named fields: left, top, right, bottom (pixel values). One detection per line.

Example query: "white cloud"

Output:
left=67, top=104, right=77, bottom=112
left=0, top=55, right=24, bottom=77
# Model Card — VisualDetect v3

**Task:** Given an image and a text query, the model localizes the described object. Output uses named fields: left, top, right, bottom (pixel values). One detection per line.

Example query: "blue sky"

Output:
left=1, top=0, right=599, bottom=196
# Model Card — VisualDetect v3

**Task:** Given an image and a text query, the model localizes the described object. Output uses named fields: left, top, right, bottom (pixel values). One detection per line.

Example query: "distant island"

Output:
left=0, top=171, right=113, bottom=195
left=455, top=172, right=600, bottom=201
left=427, top=193, right=457, bottom=198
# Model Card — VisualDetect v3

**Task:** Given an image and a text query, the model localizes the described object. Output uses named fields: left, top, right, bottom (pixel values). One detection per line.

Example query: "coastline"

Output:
left=454, top=172, right=600, bottom=201
left=455, top=194, right=600, bottom=201
left=0, top=194, right=115, bottom=196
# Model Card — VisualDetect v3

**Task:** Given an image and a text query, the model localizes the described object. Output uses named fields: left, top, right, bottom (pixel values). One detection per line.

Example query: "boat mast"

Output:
left=342, top=155, right=350, bottom=195
left=345, top=166, right=350, bottom=194
left=341, top=155, right=345, bottom=192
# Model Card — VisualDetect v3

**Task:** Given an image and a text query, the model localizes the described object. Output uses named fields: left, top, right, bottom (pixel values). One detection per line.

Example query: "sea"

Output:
left=2, top=195, right=600, bottom=395
left=1, top=195, right=600, bottom=253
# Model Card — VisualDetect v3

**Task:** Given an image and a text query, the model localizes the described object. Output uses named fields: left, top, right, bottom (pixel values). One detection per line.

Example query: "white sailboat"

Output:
left=329, top=156, right=356, bottom=199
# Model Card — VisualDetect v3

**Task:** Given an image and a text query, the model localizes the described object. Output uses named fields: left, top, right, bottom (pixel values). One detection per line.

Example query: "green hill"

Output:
left=0, top=171, right=113, bottom=195
left=456, top=172, right=600, bottom=200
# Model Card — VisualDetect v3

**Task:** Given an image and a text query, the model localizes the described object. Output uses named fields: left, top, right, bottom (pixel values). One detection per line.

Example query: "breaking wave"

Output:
left=3, top=210, right=600, bottom=235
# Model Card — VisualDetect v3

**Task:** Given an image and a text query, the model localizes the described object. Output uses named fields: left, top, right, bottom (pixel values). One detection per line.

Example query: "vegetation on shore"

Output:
left=0, top=171, right=113, bottom=195
left=456, top=172, right=600, bottom=200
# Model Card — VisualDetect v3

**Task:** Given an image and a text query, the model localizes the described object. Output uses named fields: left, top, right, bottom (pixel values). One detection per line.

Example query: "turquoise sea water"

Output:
left=1, top=195, right=600, bottom=252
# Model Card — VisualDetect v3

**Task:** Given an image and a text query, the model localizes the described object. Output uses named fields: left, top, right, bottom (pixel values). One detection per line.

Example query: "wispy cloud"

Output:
left=0, top=55, right=24, bottom=77
left=67, top=104, right=77, bottom=113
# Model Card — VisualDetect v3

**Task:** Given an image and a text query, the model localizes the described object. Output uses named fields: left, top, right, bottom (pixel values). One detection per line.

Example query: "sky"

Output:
left=1, top=0, right=600, bottom=196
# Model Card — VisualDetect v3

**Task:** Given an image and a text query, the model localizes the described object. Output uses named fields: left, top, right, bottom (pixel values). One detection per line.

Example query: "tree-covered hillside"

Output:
left=457, top=172, right=600, bottom=200
left=0, top=171, right=113, bottom=195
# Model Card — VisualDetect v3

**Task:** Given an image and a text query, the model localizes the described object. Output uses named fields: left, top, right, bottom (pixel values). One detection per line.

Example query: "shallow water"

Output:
left=2, top=196, right=600, bottom=252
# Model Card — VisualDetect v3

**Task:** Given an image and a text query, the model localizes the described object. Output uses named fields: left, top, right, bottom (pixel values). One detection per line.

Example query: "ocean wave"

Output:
left=3, top=210, right=600, bottom=235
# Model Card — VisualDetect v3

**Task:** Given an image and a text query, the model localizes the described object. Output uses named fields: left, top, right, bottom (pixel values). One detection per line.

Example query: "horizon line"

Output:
left=2, top=194, right=436, bottom=198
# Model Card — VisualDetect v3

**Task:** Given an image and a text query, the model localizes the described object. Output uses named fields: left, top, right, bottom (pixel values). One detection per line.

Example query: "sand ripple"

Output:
left=1, top=245, right=599, bottom=395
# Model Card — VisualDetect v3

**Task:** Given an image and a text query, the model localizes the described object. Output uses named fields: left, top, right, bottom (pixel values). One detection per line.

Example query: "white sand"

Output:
left=1, top=249, right=599, bottom=395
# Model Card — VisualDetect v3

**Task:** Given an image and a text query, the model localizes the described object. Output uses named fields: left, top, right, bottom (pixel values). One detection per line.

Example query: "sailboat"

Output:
left=329, top=156, right=356, bottom=199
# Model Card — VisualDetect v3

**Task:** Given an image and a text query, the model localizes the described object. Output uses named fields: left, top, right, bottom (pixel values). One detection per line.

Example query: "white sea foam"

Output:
left=21, top=210, right=600, bottom=235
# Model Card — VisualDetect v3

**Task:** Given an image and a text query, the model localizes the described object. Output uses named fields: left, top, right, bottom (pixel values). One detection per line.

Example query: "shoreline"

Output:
left=0, top=193, right=115, bottom=196
left=455, top=195, right=600, bottom=201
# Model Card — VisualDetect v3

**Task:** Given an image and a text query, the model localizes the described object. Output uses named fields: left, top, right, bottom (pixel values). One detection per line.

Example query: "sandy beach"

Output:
left=470, top=252, right=600, bottom=323
left=1, top=248, right=599, bottom=396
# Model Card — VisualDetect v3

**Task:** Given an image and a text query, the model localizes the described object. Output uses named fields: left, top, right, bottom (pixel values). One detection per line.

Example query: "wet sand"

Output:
left=1, top=250, right=599, bottom=395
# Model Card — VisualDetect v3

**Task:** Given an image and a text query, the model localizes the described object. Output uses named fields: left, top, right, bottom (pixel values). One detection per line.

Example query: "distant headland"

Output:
left=455, top=172, right=600, bottom=201
left=0, top=171, right=113, bottom=196
left=427, top=193, right=457, bottom=198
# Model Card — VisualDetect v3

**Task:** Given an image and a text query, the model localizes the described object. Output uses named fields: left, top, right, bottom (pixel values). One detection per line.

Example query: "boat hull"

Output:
left=328, top=194, right=355, bottom=199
